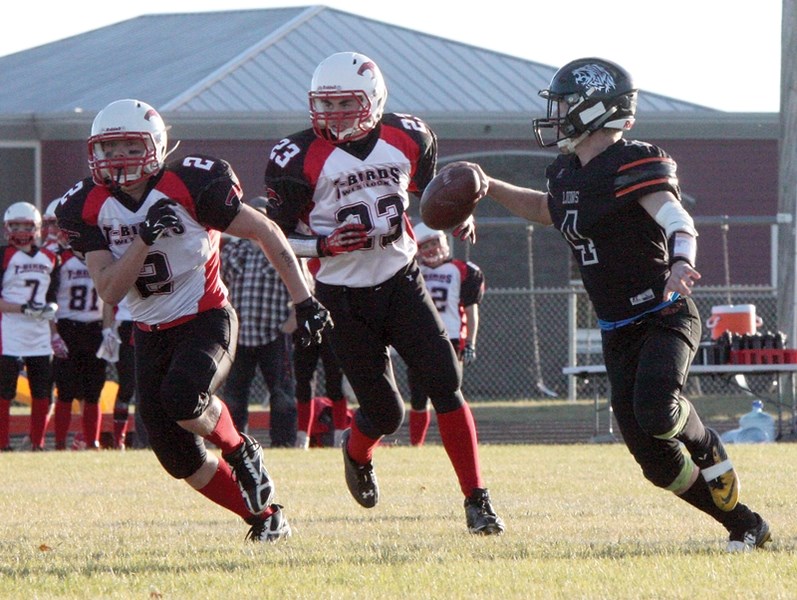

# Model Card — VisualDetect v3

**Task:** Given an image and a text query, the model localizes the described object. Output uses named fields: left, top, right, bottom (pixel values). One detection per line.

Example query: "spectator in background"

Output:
left=221, top=196, right=298, bottom=448
left=407, top=224, right=484, bottom=446
left=0, top=202, right=60, bottom=451
left=45, top=198, right=116, bottom=450
left=291, top=258, right=352, bottom=449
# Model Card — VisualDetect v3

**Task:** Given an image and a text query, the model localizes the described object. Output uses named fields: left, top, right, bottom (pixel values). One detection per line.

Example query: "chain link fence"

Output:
left=223, top=217, right=784, bottom=409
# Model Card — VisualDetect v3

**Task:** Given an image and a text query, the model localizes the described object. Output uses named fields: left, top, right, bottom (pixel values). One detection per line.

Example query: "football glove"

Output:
left=51, top=332, right=69, bottom=359
left=22, top=301, right=58, bottom=321
left=140, top=199, right=179, bottom=246
left=96, top=326, right=122, bottom=363
left=462, top=342, right=476, bottom=366
left=293, top=296, right=333, bottom=348
left=318, top=223, right=368, bottom=256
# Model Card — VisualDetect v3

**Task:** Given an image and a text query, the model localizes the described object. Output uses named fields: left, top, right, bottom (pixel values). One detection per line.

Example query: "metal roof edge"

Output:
left=0, top=111, right=779, bottom=142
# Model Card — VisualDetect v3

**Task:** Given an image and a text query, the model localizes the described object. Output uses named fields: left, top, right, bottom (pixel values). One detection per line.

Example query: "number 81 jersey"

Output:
left=265, top=113, right=437, bottom=287
left=56, top=155, right=242, bottom=326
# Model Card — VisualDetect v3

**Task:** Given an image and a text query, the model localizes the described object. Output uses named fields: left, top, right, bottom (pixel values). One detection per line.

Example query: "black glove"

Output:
left=293, top=296, right=333, bottom=348
left=140, top=199, right=179, bottom=246
left=462, top=342, right=476, bottom=366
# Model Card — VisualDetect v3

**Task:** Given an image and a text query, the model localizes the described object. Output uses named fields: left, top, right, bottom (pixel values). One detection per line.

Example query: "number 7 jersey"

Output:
left=264, top=113, right=437, bottom=287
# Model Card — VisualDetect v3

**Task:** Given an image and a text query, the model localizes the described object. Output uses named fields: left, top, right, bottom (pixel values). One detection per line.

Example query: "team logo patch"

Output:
left=572, top=64, right=616, bottom=93
left=225, top=182, right=243, bottom=207
left=265, top=187, right=283, bottom=208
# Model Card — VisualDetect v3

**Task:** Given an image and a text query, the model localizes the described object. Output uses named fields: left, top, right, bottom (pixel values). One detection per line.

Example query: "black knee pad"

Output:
left=160, top=366, right=216, bottom=422
left=356, top=395, right=405, bottom=437
left=148, top=425, right=207, bottom=480
left=631, top=440, right=689, bottom=490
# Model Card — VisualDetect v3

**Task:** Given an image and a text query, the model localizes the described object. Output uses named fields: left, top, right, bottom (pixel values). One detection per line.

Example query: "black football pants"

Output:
left=315, top=260, right=464, bottom=440
left=603, top=296, right=704, bottom=489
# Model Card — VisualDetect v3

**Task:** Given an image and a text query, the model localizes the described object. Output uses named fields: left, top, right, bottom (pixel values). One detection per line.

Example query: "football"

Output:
left=420, top=164, right=482, bottom=230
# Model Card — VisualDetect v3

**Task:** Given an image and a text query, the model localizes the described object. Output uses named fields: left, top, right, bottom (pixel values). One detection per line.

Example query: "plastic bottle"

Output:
left=736, top=400, right=776, bottom=443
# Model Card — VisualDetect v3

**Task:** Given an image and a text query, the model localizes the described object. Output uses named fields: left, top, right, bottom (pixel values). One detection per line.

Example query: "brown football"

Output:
left=420, top=164, right=481, bottom=230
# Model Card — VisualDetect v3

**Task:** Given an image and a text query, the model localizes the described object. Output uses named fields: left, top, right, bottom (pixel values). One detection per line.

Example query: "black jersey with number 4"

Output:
left=546, top=139, right=681, bottom=322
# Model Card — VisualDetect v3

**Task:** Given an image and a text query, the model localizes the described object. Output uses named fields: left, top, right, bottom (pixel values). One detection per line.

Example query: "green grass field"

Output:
left=1, top=434, right=796, bottom=599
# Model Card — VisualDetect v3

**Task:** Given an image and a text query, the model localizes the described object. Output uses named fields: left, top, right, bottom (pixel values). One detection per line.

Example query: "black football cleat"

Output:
left=726, top=512, right=771, bottom=552
left=341, top=428, right=379, bottom=508
left=465, top=488, right=505, bottom=535
left=245, top=504, right=292, bottom=542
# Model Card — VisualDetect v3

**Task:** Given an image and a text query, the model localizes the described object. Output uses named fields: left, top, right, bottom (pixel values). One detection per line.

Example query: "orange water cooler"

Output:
left=705, top=304, right=762, bottom=339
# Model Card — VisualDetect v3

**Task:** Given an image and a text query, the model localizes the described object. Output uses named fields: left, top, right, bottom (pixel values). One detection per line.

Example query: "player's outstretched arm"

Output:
left=445, top=161, right=552, bottom=225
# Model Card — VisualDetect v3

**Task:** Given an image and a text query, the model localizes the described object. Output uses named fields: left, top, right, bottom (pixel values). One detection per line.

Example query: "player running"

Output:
left=264, top=52, right=504, bottom=534
left=464, top=57, right=770, bottom=552
left=57, top=98, right=331, bottom=541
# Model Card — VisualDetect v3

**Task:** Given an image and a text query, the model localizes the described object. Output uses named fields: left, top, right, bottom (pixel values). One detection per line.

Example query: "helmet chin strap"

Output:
left=557, top=130, right=590, bottom=154
left=558, top=103, right=621, bottom=154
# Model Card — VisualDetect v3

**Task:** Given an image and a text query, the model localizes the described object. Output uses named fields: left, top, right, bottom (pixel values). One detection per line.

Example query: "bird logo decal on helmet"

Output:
left=572, top=64, right=616, bottom=93
left=357, top=61, right=378, bottom=79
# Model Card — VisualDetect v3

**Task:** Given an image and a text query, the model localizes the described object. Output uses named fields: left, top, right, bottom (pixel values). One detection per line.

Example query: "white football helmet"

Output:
left=4, top=201, right=42, bottom=248
left=43, top=198, right=69, bottom=247
left=309, top=52, right=387, bottom=143
left=88, top=99, right=168, bottom=187
left=414, top=223, right=450, bottom=268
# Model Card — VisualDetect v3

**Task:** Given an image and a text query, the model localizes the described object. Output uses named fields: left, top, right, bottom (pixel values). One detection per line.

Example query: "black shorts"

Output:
left=53, top=319, right=105, bottom=403
left=314, top=261, right=462, bottom=437
left=134, top=304, right=238, bottom=479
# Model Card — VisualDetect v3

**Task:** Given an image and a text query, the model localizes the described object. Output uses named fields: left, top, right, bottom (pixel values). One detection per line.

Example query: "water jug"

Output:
left=736, top=400, right=776, bottom=443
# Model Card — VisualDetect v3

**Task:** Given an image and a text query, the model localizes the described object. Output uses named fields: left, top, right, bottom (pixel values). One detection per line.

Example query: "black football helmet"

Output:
left=533, top=57, right=637, bottom=153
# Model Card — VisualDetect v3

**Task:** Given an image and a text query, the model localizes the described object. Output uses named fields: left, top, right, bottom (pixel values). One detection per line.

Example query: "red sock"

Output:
left=297, top=400, right=314, bottom=436
left=54, top=401, right=73, bottom=449
left=82, top=402, right=101, bottom=449
left=409, top=409, right=431, bottom=446
left=437, top=404, right=483, bottom=496
left=332, top=397, right=349, bottom=430
left=0, top=398, right=10, bottom=448
left=204, top=400, right=243, bottom=454
left=196, top=459, right=252, bottom=520
left=346, top=418, right=380, bottom=464
left=30, top=397, right=51, bottom=449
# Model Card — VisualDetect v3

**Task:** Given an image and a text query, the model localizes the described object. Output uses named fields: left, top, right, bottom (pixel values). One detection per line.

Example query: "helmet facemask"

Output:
left=308, top=52, right=387, bottom=144
left=88, top=131, right=163, bottom=187
left=42, top=215, right=59, bottom=244
left=418, top=236, right=450, bottom=268
left=4, top=202, right=42, bottom=248
left=87, top=99, right=169, bottom=188
left=5, top=221, right=39, bottom=247
left=310, top=90, right=376, bottom=143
